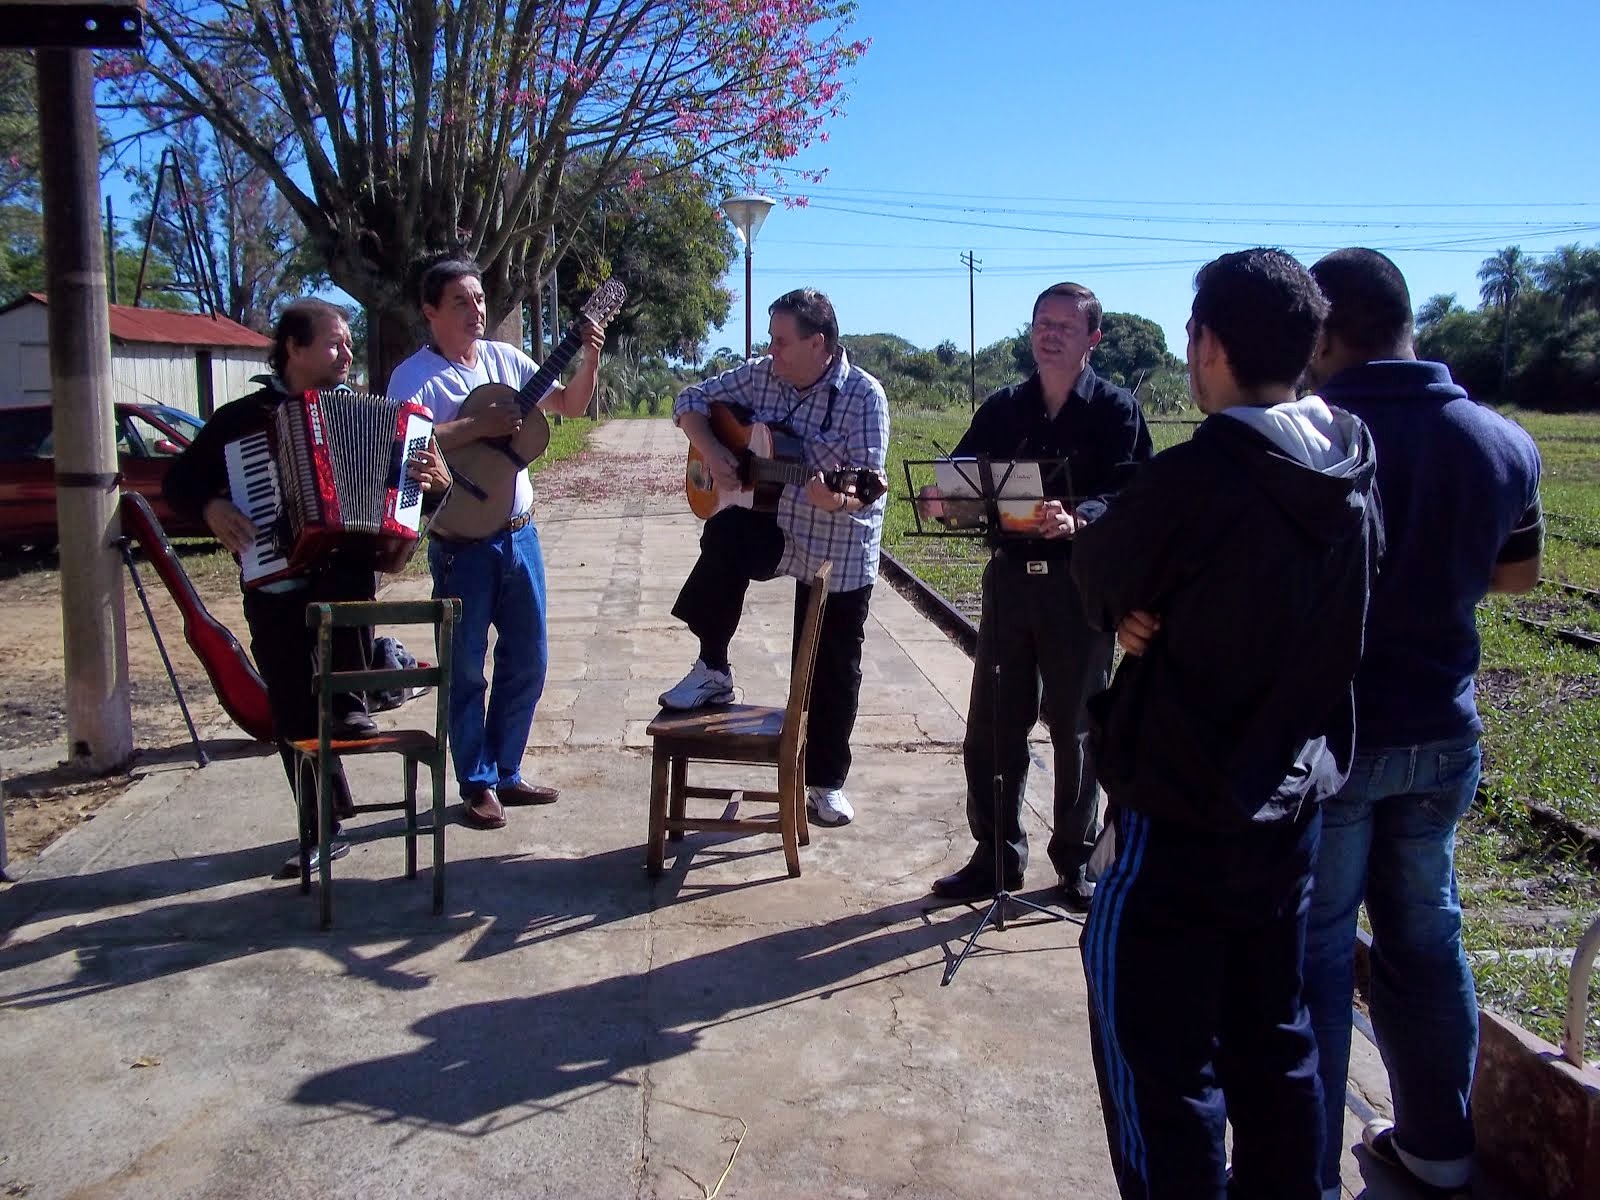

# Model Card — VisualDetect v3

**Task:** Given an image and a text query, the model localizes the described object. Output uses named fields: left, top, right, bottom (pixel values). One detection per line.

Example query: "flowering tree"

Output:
left=102, top=0, right=867, bottom=383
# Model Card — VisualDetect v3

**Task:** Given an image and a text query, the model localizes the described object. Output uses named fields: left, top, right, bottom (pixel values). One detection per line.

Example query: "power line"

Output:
left=781, top=183, right=1600, bottom=211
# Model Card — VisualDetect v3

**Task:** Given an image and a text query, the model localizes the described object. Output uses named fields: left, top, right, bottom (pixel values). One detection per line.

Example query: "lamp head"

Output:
left=720, top=194, right=776, bottom=246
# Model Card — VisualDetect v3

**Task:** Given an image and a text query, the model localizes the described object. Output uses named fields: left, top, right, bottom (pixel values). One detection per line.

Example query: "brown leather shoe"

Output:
left=461, top=788, right=507, bottom=829
left=499, top=779, right=560, bottom=806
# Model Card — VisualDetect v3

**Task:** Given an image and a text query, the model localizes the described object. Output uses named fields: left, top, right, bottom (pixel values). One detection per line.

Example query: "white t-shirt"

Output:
left=388, top=340, right=542, bottom=522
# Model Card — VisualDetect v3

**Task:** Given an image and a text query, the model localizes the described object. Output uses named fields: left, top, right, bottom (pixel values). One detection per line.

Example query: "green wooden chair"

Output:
left=290, top=598, right=459, bottom=929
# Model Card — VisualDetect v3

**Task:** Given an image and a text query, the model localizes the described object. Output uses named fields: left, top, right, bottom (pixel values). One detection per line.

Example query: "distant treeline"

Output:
left=1418, top=244, right=1600, bottom=412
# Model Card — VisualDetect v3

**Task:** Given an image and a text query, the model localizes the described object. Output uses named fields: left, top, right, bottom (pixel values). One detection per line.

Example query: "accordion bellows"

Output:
left=227, top=389, right=434, bottom=587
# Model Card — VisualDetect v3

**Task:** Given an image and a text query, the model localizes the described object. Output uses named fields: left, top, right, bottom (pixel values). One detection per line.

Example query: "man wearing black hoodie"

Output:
left=1071, top=248, right=1381, bottom=1200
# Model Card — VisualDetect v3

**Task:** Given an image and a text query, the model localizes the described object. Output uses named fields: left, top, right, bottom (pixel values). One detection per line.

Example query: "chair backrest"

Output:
left=307, top=598, right=460, bottom=750
left=778, top=562, right=832, bottom=764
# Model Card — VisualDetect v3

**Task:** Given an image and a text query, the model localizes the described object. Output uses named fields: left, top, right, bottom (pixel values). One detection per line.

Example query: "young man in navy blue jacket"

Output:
left=1301, top=249, right=1542, bottom=1200
left=1071, top=248, right=1382, bottom=1200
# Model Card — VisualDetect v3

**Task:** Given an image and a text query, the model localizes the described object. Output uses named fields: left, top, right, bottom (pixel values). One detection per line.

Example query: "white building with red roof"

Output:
left=0, top=293, right=274, bottom=417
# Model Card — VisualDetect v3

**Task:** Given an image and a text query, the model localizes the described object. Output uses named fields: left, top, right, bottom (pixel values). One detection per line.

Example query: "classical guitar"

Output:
left=119, top=490, right=275, bottom=741
left=432, top=279, right=627, bottom=539
left=685, top=401, right=888, bottom=521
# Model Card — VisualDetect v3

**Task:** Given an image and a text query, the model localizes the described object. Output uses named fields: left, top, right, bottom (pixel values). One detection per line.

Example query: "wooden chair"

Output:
left=645, top=562, right=832, bottom=878
left=289, top=598, right=458, bottom=929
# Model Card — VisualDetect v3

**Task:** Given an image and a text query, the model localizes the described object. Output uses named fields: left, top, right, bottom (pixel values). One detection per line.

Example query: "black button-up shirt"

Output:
left=952, top=367, right=1153, bottom=558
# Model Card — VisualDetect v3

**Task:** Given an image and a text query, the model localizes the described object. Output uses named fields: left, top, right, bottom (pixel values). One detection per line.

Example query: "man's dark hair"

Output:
left=1032, top=282, right=1103, bottom=333
left=1191, top=249, right=1329, bottom=390
left=768, top=287, right=839, bottom=353
left=1310, top=248, right=1413, bottom=358
left=418, top=258, right=483, bottom=309
left=269, top=298, right=347, bottom=377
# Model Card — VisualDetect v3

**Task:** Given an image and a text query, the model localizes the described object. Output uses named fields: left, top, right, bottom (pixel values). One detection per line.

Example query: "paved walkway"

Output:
left=0, top=420, right=1415, bottom=1198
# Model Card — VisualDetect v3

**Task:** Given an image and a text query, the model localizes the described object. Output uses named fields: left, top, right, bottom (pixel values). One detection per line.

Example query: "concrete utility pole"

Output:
left=36, top=47, right=133, bottom=771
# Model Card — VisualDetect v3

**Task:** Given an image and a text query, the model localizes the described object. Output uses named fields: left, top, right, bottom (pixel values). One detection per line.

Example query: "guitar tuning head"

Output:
left=584, top=279, right=629, bottom=327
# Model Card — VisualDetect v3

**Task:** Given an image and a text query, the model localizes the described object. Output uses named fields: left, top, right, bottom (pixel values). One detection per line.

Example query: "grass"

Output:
left=883, top=400, right=1600, bottom=1057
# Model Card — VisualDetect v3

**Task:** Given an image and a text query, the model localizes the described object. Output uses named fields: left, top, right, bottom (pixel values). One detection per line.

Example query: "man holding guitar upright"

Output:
left=661, top=288, right=889, bottom=828
left=387, top=259, right=607, bottom=832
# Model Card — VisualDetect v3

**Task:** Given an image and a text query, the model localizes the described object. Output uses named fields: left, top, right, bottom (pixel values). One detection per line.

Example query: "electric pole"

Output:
left=960, top=251, right=982, bottom=411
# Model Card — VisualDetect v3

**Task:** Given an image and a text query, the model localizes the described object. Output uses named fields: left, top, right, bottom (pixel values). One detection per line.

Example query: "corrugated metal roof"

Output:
left=10, top=293, right=273, bottom=349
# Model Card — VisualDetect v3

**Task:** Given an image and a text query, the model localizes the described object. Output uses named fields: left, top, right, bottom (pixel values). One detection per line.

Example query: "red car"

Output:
left=0, top=402, right=211, bottom=552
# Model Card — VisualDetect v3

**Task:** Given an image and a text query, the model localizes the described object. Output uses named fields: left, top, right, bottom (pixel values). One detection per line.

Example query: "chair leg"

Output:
left=796, top=761, right=810, bottom=848
left=404, top=756, right=419, bottom=880
left=667, top=754, right=687, bottom=842
left=295, top=753, right=312, bottom=895
left=318, top=755, right=335, bottom=930
left=780, top=780, right=801, bottom=879
left=647, top=747, right=668, bottom=877
left=430, top=758, right=446, bottom=915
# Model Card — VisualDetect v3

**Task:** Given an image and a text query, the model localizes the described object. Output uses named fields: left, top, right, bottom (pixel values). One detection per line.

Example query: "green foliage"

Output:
left=1424, top=244, right=1600, bottom=409
left=843, top=309, right=1191, bottom=419
left=0, top=52, right=38, bottom=211
left=1095, top=311, right=1184, bottom=390
left=555, top=167, right=738, bottom=360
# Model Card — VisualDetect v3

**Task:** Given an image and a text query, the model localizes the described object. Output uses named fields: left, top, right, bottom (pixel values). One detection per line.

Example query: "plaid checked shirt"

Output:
left=674, top=349, right=890, bottom=592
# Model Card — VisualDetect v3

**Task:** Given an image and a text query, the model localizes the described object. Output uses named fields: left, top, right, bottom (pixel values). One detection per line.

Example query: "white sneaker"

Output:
left=807, top=786, right=855, bottom=826
left=658, top=659, right=734, bottom=710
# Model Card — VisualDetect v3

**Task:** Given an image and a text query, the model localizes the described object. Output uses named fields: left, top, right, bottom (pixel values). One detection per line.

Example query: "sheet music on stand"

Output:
left=901, top=455, right=1074, bottom=539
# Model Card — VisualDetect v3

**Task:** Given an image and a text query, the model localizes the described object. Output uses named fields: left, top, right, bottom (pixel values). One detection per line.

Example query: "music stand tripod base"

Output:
left=901, top=455, right=1076, bottom=987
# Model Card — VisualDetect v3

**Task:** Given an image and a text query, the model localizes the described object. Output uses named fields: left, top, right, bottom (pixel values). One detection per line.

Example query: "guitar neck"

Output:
left=748, top=458, right=813, bottom=488
left=515, top=325, right=586, bottom=415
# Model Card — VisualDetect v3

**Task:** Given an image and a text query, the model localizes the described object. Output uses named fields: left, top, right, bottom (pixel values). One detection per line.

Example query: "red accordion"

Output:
left=226, top=389, right=435, bottom=588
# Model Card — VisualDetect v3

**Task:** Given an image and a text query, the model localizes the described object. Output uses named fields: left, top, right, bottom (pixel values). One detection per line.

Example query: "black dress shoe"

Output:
left=931, top=862, right=1023, bottom=900
left=276, top=840, right=350, bottom=879
left=1057, top=865, right=1096, bottom=911
left=332, top=711, right=379, bottom=738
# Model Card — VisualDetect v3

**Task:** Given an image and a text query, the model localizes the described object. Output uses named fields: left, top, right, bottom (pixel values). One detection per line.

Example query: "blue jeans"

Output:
left=1304, top=735, right=1481, bottom=1190
left=428, top=521, right=548, bottom=794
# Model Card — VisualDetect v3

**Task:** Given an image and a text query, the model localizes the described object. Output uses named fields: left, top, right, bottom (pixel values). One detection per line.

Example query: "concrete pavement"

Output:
left=0, top=419, right=1411, bottom=1199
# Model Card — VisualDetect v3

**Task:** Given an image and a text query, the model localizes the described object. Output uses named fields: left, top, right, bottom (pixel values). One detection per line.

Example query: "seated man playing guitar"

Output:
left=662, top=287, right=889, bottom=827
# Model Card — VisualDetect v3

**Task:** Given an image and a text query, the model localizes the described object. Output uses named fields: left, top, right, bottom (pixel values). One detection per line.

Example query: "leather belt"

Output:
left=431, top=508, right=533, bottom=547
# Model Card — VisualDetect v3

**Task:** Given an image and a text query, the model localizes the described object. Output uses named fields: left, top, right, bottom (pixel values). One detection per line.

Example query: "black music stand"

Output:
left=902, top=455, right=1072, bottom=986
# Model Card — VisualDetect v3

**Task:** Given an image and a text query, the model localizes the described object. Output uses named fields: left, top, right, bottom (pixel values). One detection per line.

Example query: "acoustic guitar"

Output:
left=685, top=401, right=888, bottom=521
left=432, top=280, right=627, bottom=539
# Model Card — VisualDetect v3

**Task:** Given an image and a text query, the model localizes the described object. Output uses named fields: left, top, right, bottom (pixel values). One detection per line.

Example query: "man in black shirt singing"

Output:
left=919, top=282, right=1152, bottom=908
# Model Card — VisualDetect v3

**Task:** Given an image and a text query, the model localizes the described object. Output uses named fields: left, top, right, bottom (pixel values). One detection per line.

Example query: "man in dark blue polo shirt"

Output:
left=920, top=282, right=1152, bottom=908
left=1301, top=248, right=1544, bottom=1200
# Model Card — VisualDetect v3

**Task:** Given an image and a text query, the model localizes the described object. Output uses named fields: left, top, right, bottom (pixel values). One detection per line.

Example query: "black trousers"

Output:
left=1082, top=805, right=1324, bottom=1200
left=670, top=507, right=872, bottom=790
left=241, top=560, right=374, bottom=832
left=962, top=551, right=1114, bottom=879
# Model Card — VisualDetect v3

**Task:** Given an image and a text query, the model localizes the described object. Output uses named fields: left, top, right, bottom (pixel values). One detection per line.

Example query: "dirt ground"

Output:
left=0, top=543, right=260, bottom=865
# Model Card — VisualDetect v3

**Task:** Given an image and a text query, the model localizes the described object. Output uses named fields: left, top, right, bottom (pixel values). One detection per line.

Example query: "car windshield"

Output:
left=140, top=404, right=205, bottom=442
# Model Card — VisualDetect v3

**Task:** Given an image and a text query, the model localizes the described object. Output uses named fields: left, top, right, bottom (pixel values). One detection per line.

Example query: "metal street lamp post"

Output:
left=720, top=193, right=775, bottom=359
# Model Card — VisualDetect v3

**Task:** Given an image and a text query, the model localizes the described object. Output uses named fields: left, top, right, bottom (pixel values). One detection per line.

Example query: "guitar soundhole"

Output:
left=688, top=459, right=708, bottom=490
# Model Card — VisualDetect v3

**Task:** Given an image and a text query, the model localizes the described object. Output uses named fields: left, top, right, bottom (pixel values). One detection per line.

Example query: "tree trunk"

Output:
left=369, top=305, right=421, bottom=395
left=491, top=303, right=523, bottom=353
left=1500, top=303, right=1515, bottom=396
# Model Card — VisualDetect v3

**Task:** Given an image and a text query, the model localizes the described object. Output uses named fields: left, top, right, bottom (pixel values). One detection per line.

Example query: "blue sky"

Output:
left=719, top=0, right=1600, bottom=359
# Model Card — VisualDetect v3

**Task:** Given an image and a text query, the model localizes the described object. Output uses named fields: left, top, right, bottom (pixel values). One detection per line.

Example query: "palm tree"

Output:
left=1416, top=293, right=1460, bottom=331
left=1534, top=244, right=1600, bottom=327
left=1478, top=247, right=1532, bottom=391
